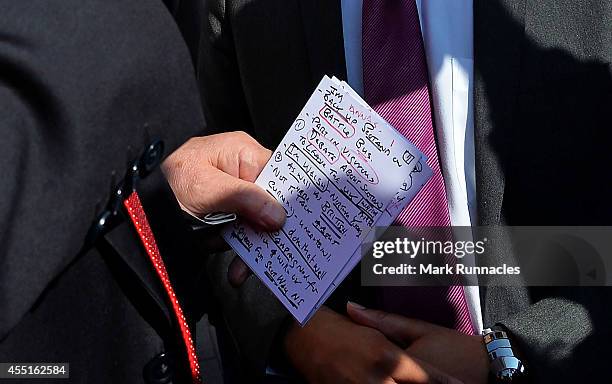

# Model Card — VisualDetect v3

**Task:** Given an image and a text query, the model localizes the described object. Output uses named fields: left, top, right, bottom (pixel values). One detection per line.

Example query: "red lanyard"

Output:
left=124, top=191, right=202, bottom=383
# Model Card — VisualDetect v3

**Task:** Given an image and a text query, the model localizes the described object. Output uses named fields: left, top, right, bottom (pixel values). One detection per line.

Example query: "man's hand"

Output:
left=162, top=131, right=285, bottom=285
left=162, top=131, right=285, bottom=227
left=284, top=307, right=463, bottom=384
left=347, top=302, right=489, bottom=384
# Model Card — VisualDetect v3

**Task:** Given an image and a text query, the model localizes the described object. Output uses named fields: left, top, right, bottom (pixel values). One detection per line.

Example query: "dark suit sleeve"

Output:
left=197, top=0, right=290, bottom=375
left=497, top=287, right=612, bottom=383
left=0, top=0, right=204, bottom=339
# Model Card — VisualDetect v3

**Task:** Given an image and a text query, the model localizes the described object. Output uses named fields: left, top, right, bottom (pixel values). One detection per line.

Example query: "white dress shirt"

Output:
left=340, top=0, right=483, bottom=332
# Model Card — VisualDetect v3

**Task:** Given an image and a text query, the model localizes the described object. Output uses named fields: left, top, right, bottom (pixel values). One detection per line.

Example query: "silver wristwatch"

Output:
left=482, top=326, right=527, bottom=382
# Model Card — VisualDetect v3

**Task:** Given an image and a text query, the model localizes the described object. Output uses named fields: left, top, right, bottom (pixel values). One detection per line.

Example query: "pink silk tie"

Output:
left=362, top=0, right=473, bottom=334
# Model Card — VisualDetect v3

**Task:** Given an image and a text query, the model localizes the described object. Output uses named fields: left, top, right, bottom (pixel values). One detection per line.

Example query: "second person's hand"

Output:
left=284, top=306, right=463, bottom=384
left=347, top=302, right=488, bottom=384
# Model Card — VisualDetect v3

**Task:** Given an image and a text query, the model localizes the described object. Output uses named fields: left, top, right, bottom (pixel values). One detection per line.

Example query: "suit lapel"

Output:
left=474, top=0, right=532, bottom=324
left=297, top=0, right=347, bottom=82
left=473, top=0, right=526, bottom=226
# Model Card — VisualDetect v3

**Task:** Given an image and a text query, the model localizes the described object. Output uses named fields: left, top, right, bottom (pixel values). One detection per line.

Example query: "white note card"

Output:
left=222, top=76, right=432, bottom=324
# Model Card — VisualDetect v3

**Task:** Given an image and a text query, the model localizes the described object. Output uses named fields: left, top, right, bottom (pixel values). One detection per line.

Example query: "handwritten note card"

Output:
left=222, top=76, right=432, bottom=324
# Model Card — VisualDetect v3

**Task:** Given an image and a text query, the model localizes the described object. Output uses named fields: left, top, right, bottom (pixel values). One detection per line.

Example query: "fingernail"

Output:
left=348, top=301, right=366, bottom=310
left=260, top=202, right=286, bottom=228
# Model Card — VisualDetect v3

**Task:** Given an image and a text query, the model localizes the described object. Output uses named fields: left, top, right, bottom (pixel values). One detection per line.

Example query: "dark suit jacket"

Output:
left=0, top=0, right=207, bottom=382
left=197, top=0, right=612, bottom=382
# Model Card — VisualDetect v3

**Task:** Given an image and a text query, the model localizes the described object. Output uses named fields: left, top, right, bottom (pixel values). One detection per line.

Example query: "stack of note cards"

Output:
left=222, top=76, right=433, bottom=325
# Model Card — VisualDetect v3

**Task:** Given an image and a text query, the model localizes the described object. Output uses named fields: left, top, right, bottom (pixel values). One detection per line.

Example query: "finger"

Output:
left=387, top=352, right=431, bottom=383
left=214, top=131, right=273, bottom=182
left=399, top=357, right=464, bottom=384
left=346, top=302, right=433, bottom=345
left=372, top=341, right=451, bottom=384
left=237, top=144, right=272, bottom=182
left=194, top=167, right=286, bottom=230
left=392, top=354, right=463, bottom=384
left=228, top=257, right=252, bottom=287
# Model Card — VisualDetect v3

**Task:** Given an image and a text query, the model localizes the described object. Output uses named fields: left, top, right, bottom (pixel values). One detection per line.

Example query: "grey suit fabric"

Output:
left=0, top=0, right=208, bottom=381
left=197, top=0, right=612, bottom=382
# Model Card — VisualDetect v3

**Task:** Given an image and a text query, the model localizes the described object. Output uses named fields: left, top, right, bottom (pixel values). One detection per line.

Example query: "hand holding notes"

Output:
left=162, top=132, right=286, bottom=230
left=222, top=76, right=433, bottom=324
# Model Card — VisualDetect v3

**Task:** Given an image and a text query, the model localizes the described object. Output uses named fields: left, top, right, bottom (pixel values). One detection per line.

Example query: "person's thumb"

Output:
left=347, top=301, right=429, bottom=346
left=203, top=168, right=286, bottom=230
